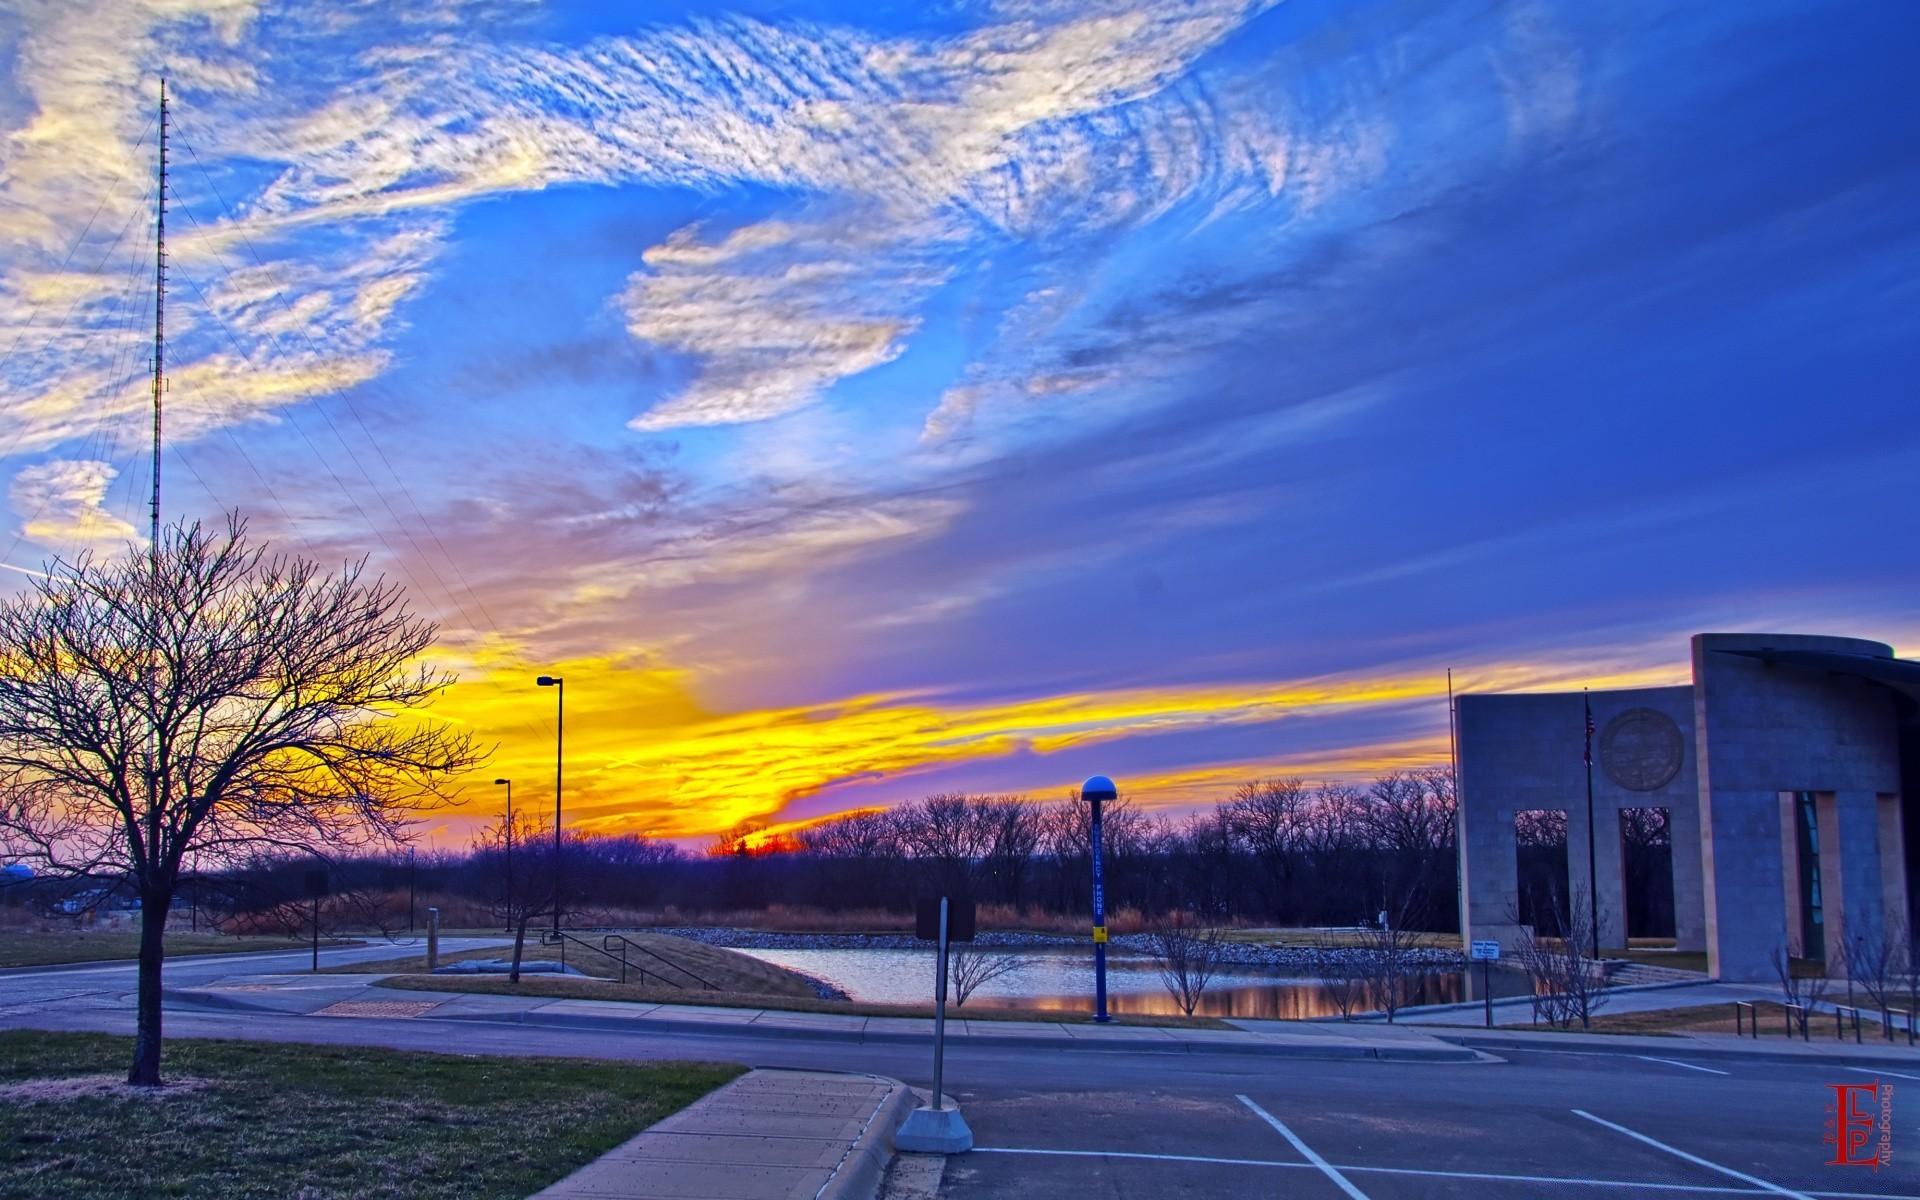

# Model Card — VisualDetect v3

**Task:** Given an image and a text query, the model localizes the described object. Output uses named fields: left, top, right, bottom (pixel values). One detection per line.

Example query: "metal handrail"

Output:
left=1733, top=1001, right=1757, bottom=1039
left=601, top=933, right=720, bottom=990
left=538, top=929, right=674, bottom=987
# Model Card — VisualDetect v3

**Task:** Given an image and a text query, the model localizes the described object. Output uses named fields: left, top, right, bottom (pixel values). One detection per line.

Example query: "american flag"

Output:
left=1584, top=707, right=1596, bottom=767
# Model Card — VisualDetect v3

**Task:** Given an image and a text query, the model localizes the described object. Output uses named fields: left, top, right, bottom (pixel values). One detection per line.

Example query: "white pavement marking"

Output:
left=1573, top=1109, right=1815, bottom=1200
left=969, top=1147, right=1920, bottom=1198
left=1236, top=1094, right=1372, bottom=1200
left=1637, top=1056, right=1731, bottom=1075
left=1844, top=1066, right=1920, bottom=1082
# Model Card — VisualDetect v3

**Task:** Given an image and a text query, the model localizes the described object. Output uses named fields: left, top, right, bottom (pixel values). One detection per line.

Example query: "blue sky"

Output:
left=1, top=0, right=1916, bottom=841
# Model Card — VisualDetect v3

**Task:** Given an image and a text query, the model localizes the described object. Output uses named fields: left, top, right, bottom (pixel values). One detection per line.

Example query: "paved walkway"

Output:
left=530, top=1068, right=911, bottom=1200
left=165, top=967, right=1920, bottom=1069
left=165, top=971, right=1479, bottom=1061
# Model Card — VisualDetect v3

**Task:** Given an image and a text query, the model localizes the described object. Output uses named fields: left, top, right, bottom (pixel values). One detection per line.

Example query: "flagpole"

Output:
left=1584, top=689, right=1599, bottom=959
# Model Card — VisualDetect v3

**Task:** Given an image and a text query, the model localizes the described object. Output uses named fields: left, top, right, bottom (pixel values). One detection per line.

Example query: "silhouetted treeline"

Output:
left=13, top=770, right=1483, bottom=933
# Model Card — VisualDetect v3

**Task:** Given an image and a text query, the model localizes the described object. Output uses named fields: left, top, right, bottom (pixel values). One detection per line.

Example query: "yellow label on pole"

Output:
left=1092, top=926, right=1108, bottom=943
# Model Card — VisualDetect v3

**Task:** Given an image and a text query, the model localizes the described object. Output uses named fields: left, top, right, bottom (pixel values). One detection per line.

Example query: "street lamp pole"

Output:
left=494, top=778, right=513, bottom=930
left=407, top=846, right=415, bottom=933
left=537, top=676, right=564, bottom=936
left=1082, top=775, right=1116, bottom=1024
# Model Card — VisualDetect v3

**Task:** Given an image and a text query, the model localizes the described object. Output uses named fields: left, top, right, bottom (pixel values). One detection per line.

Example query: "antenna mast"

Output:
left=150, top=78, right=167, bottom=554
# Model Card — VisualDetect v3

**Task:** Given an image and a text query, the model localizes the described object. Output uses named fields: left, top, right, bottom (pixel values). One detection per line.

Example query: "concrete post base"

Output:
left=895, top=1105, right=973, bottom=1154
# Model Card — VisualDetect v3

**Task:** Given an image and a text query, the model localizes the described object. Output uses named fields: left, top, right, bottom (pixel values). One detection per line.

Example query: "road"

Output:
left=0, top=942, right=1914, bottom=1199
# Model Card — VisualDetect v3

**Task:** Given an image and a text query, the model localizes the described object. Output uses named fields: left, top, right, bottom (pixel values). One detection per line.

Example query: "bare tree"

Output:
left=469, top=809, right=562, bottom=983
left=1352, top=904, right=1430, bottom=1023
left=1772, top=944, right=1831, bottom=1038
left=1514, top=885, right=1611, bottom=1030
left=0, top=519, right=481, bottom=1085
left=1843, top=919, right=1908, bottom=1024
left=946, top=942, right=1027, bottom=1007
left=1147, top=911, right=1225, bottom=1016
left=1309, top=933, right=1368, bottom=1021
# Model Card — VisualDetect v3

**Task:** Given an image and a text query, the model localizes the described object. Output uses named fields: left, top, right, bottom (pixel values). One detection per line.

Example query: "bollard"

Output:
left=427, top=906, right=440, bottom=972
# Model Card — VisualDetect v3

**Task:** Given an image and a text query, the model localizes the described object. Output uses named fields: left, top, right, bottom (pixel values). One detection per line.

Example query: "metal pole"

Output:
left=408, top=846, right=415, bottom=933
left=933, top=897, right=949, bottom=1111
left=311, top=892, right=319, bottom=973
left=1483, top=958, right=1492, bottom=1028
left=505, top=782, right=514, bottom=930
left=554, top=680, right=564, bottom=937
left=1584, top=690, right=1600, bottom=959
left=1092, top=795, right=1109, bottom=1023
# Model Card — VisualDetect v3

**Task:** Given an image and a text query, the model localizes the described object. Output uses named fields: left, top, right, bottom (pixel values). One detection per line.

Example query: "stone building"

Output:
left=1457, top=633, right=1919, bottom=982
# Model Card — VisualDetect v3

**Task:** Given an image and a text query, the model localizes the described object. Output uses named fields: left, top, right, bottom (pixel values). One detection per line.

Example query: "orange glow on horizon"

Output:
left=415, top=648, right=1693, bottom=843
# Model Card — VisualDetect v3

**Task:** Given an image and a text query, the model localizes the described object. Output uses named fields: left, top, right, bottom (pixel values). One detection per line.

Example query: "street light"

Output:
left=494, top=778, right=513, bottom=929
left=1081, top=774, right=1117, bottom=1024
left=536, top=675, right=563, bottom=936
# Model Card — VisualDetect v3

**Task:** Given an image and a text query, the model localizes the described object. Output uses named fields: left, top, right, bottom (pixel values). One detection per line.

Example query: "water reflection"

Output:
left=735, top=946, right=1532, bottom=1020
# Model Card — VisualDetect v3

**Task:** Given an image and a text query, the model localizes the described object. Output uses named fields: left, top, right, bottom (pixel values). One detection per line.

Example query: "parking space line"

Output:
left=1844, top=1066, right=1920, bottom=1082
left=971, top=1147, right=1920, bottom=1197
left=1637, top=1056, right=1731, bottom=1075
left=1236, top=1094, right=1372, bottom=1199
left=1573, top=1109, right=1815, bottom=1200
left=972, top=1148, right=1310, bottom=1170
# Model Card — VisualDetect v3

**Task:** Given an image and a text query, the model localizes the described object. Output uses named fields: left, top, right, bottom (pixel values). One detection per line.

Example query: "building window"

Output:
left=1620, top=807, right=1674, bottom=939
left=1793, top=791, right=1824, bottom=962
left=1515, top=809, right=1570, bottom=935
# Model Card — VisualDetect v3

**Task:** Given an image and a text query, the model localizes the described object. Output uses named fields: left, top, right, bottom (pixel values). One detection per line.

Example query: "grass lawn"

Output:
left=372, top=971, right=1236, bottom=1029
left=0, top=1031, right=740, bottom=1199
left=326, top=932, right=817, bottom=998
left=0, top=931, right=354, bottom=969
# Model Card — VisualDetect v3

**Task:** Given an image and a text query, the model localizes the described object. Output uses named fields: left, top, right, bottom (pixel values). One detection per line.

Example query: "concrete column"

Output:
left=1878, top=795, right=1910, bottom=939
left=1459, top=800, right=1524, bottom=950
left=1826, top=790, right=1896, bottom=978
left=1670, top=797, right=1707, bottom=952
left=1566, top=804, right=1625, bottom=948
left=1699, top=786, right=1791, bottom=982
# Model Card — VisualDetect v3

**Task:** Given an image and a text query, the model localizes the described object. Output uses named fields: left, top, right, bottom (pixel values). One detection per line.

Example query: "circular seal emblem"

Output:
left=1599, top=707, right=1685, bottom=792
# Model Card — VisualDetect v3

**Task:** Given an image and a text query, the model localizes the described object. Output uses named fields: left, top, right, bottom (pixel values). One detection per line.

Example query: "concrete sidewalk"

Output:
left=529, top=1068, right=911, bottom=1200
left=165, top=972, right=1480, bottom=1061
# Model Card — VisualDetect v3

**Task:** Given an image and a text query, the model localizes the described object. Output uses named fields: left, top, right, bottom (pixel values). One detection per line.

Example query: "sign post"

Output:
left=898, top=895, right=976, bottom=1153
left=1082, top=775, right=1117, bottom=1023
left=304, top=868, right=328, bottom=973
left=1470, top=939, right=1501, bottom=1027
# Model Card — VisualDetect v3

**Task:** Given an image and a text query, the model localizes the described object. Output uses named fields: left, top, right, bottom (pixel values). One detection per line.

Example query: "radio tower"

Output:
left=149, top=78, right=167, bottom=557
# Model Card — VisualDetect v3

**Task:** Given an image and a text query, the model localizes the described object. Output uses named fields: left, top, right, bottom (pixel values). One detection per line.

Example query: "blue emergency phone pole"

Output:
left=1083, top=775, right=1117, bottom=1023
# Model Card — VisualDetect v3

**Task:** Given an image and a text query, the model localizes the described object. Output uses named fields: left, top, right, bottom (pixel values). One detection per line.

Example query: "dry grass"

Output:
left=372, top=971, right=1235, bottom=1029
left=325, top=933, right=817, bottom=998
left=0, top=1030, right=739, bottom=1199
left=1217, top=928, right=1463, bottom=949
left=1582, top=1000, right=1916, bottom=1040
left=0, top=930, right=348, bottom=969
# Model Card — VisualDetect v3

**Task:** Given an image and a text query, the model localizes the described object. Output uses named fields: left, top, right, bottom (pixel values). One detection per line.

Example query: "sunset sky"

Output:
left=1, top=0, right=1915, bottom=845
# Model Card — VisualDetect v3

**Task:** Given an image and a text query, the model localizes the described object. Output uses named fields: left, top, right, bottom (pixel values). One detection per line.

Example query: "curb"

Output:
left=162, top=987, right=286, bottom=1014
left=1356, top=976, right=1718, bottom=1023
left=816, top=1071, right=915, bottom=1200
left=432, top=1007, right=1481, bottom=1062
left=1437, top=1030, right=1920, bottom=1069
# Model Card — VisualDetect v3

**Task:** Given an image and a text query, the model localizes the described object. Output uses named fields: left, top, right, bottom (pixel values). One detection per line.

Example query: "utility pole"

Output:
left=1584, top=690, right=1600, bottom=959
left=150, top=78, right=167, bottom=555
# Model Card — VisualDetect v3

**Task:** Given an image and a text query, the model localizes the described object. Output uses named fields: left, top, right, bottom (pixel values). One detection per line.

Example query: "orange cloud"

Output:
left=420, top=649, right=1691, bottom=842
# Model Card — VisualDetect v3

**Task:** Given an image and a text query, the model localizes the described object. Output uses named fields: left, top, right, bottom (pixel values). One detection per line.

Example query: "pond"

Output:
left=735, top=946, right=1534, bottom=1020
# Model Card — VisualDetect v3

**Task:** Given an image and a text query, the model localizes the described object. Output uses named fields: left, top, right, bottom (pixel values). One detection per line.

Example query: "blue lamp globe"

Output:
left=1081, top=775, right=1117, bottom=802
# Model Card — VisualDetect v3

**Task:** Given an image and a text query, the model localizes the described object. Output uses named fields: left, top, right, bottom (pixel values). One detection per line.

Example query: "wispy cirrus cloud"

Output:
left=8, top=458, right=138, bottom=547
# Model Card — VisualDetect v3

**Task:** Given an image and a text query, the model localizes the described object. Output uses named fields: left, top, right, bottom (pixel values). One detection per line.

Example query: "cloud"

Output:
left=624, top=215, right=948, bottom=431
left=8, top=458, right=138, bottom=548
left=425, top=645, right=1700, bottom=839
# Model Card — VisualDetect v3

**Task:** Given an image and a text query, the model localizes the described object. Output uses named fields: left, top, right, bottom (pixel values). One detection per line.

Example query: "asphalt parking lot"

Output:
left=5, top=946, right=1917, bottom=1199
left=937, top=1046, right=1920, bottom=1198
